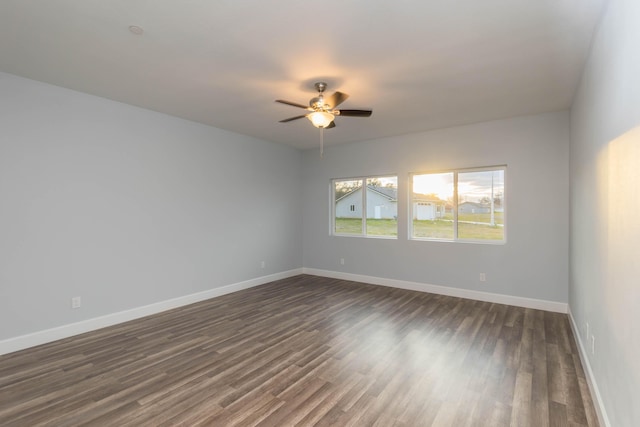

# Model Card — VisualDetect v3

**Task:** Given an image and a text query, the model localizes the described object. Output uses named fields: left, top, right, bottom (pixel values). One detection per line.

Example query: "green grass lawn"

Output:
left=412, top=220, right=454, bottom=239
left=335, top=217, right=503, bottom=240
left=443, top=212, right=504, bottom=225
left=335, top=218, right=397, bottom=236
left=367, top=219, right=397, bottom=236
left=413, top=219, right=503, bottom=240
left=335, top=218, right=363, bottom=234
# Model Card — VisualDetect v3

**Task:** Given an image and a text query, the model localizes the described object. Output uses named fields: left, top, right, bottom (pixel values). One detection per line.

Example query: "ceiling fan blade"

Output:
left=337, top=109, right=372, bottom=117
left=325, top=91, right=349, bottom=109
left=279, top=114, right=308, bottom=123
left=275, top=99, right=309, bottom=109
left=326, top=121, right=336, bottom=129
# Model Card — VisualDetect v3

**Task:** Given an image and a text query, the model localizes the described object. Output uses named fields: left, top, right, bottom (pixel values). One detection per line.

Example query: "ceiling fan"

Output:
left=276, top=82, right=372, bottom=130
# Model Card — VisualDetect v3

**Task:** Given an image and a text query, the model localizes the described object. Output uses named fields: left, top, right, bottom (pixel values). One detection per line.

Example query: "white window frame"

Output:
left=331, top=175, right=398, bottom=239
left=409, top=166, right=506, bottom=244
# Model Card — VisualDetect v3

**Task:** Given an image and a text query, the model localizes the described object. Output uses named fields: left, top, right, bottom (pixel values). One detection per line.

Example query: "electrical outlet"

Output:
left=591, top=335, right=595, bottom=355
left=586, top=321, right=589, bottom=341
left=260, top=261, right=265, bottom=268
left=340, top=258, right=345, bottom=265
left=479, top=273, right=486, bottom=282
left=71, top=296, right=81, bottom=309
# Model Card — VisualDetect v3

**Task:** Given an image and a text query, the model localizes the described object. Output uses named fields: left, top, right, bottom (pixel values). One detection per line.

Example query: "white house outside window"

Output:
left=333, top=176, right=398, bottom=238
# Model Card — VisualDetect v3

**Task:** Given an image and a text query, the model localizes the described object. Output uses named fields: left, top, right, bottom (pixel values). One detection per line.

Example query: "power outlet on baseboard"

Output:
left=260, top=261, right=265, bottom=269
left=479, top=273, right=486, bottom=282
left=340, top=258, right=345, bottom=265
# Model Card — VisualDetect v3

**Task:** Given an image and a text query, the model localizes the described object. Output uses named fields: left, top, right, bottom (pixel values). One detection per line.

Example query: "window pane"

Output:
left=412, top=173, right=454, bottom=239
left=457, top=169, right=504, bottom=241
left=366, top=177, right=398, bottom=237
left=334, top=179, right=363, bottom=234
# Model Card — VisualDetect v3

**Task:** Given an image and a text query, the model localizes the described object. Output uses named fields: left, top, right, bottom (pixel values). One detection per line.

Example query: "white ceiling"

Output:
left=0, top=0, right=605, bottom=150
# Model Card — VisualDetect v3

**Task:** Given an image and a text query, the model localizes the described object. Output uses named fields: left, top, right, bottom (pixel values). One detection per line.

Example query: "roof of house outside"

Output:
left=337, top=185, right=450, bottom=204
left=368, top=186, right=397, bottom=201
left=336, top=185, right=398, bottom=203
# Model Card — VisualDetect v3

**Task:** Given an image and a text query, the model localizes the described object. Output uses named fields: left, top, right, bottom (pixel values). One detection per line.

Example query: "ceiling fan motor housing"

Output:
left=310, top=96, right=328, bottom=110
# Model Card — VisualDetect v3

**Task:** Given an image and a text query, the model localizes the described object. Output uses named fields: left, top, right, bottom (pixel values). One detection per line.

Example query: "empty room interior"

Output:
left=0, top=1, right=638, bottom=426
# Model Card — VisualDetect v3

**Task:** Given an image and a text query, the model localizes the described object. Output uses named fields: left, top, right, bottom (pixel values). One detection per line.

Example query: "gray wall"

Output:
left=0, top=72, right=303, bottom=340
left=569, top=0, right=640, bottom=425
left=302, top=111, right=570, bottom=303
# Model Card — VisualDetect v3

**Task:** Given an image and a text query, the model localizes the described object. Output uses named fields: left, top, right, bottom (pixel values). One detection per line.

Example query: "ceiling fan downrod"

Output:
left=312, top=82, right=328, bottom=110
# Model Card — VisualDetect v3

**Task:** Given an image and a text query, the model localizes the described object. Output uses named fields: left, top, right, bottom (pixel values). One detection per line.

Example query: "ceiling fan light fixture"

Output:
left=308, top=111, right=334, bottom=128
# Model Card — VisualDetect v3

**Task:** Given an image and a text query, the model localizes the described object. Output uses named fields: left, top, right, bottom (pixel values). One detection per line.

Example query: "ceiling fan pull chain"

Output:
left=320, top=127, right=324, bottom=158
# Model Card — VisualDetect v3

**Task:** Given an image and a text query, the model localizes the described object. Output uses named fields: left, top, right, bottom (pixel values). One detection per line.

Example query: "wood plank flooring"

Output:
left=0, top=275, right=598, bottom=426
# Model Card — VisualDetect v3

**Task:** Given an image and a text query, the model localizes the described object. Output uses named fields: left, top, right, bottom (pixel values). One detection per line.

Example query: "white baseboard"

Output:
left=302, top=268, right=568, bottom=313
left=3, top=267, right=606, bottom=424
left=1, top=268, right=567, bottom=356
left=567, top=308, right=611, bottom=427
left=0, top=268, right=303, bottom=356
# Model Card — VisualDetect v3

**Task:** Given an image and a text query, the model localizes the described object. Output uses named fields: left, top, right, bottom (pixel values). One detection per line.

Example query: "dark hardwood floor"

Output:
left=0, top=275, right=598, bottom=426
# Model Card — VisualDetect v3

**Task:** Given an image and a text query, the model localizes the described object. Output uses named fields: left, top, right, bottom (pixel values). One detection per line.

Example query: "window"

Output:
left=333, top=176, right=398, bottom=238
left=410, top=167, right=505, bottom=242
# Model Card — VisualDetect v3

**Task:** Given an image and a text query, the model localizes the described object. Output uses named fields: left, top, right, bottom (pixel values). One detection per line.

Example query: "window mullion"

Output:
left=332, top=179, right=339, bottom=235
left=361, top=179, right=366, bottom=236
left=453, top=172, right=459, bottom=240
left=409, top=176, right=413, bottom=239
